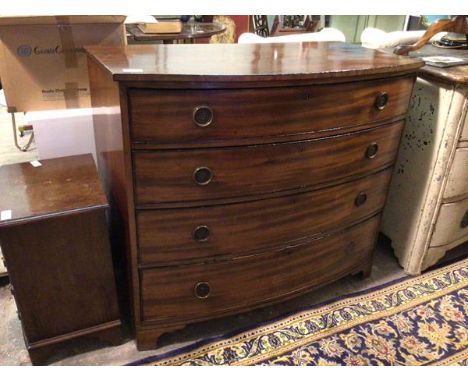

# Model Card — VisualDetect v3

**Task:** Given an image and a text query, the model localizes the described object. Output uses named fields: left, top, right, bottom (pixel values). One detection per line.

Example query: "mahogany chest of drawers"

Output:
left=0, top=155, right=121, bottom=364
left=86, top=42, right=422, bottom=350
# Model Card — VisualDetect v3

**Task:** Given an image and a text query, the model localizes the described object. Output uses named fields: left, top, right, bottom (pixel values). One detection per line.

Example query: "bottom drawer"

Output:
left=140, top=216, right=380, bottom=323
left=431, top=198, right=468, bottom=247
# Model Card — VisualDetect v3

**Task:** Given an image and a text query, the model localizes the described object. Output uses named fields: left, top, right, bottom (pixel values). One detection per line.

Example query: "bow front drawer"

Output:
left=136, top=168, right=391, bottom=265
left=129, top=76, right=414, bottom=147
left=140, top=216, right=380, bottom=323
left=133, top=121, right=403, bottom=205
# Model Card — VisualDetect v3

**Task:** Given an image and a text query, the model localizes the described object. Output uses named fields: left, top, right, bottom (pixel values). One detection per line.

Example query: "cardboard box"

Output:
left=0, top=16, right=126, bottom=112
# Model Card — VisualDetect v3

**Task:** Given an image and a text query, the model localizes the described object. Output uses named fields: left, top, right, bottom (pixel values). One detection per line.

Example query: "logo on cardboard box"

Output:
left=17, top=45, right=32, bottom=57
left=16, top=45, right=85, bottom=57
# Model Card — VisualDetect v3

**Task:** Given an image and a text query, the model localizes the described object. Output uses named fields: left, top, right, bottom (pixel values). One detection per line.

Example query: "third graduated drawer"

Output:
left=136, top=168, right=392, bottom=265
left=129, top=76, right=414, bottom=147
left=133, top=121, right=404, bottom=205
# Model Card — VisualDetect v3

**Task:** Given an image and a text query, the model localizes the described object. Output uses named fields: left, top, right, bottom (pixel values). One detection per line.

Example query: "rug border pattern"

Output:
left=130, top=258, right=468, bottom=366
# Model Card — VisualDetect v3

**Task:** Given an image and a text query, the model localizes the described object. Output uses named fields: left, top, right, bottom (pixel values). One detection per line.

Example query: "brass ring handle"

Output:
left=355, top=192, right=367, bottom=207
left=193, top=106, right=214, bottom=127
left=193, top=167, right=212, bottom=186
left=194, top=282, right=211, bottom=299
left=374, top=92, right=388, bottom=111
left=365, top=143, right=379, bottom=159
left=193, top=225, right=210, bottom=242
left=461, top=210, right=468, bottom=229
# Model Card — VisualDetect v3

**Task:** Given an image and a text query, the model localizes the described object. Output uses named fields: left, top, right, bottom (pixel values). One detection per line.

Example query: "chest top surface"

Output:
left=0, top=154, right=107, bottom=227
left=85, top=42, right=423, bottom=84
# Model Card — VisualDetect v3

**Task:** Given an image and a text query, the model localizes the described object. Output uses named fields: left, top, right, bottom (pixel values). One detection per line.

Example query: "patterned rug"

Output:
left=131, top=258, right=468, bottom=366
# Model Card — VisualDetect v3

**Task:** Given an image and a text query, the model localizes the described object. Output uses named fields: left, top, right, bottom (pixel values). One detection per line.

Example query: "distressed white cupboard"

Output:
left=381, top=61, right=468, bottom=274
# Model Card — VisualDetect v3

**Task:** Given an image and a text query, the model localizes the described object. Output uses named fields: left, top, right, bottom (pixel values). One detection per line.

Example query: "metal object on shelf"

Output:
left=10, top=112, right=34, bottom=152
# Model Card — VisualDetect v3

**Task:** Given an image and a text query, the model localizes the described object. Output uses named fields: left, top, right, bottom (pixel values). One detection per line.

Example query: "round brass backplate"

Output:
left=194, top=282, right=211, bottom=299
left=374, top=92, right=389, bottom=110
left=193, top=167, right=213, bottom=186
left=193, top=225, right=210, bottom=242
left=193, top=106, right=214, bottom=127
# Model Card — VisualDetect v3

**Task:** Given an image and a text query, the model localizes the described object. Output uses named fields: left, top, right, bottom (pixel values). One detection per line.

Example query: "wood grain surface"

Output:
left=0, top=155, right=107, bottom=227
left=129, top=76, right=413, bottom=146
left=140, top=216, right=380, bottom=323
left=86, top=42, right=423, bottom=84
left=136, top=168, right=392, bottom=265
left=133, top=121, right=404, bottom=205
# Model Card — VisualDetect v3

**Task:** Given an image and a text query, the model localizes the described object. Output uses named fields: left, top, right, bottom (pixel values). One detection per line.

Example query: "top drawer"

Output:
left=128, top=76, right=414, bottom=146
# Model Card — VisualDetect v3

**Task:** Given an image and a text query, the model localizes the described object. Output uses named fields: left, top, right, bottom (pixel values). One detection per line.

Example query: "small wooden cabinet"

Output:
left=86, top=42, right=422, bottom=350
left=0, top=155, right=121, bottom=364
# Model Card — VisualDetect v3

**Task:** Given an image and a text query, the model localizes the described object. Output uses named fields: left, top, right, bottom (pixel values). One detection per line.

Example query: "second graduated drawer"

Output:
left=136, top=168, right=392, bottom=265
left=133, top=121, right=404, bottom=205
